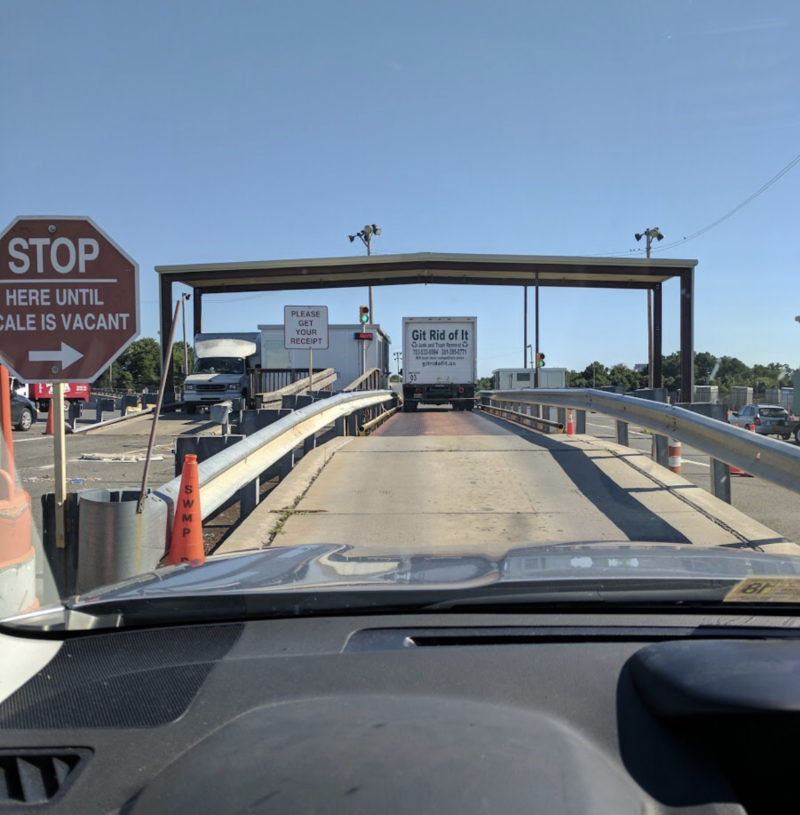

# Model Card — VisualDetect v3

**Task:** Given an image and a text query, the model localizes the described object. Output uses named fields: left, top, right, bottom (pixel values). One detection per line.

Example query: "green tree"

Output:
left=95, top=338, right=162, bottom=390
left=660, top=351, right=681, bottom=393
left=172, top=341, right=194, bottom=386
left=581, top=361, right=609, bottom=387
left=476, top=376, right=494, bottom=390
left=608, top=363, right=639, bottom=391
left=694, top=351, right=718, bottom=384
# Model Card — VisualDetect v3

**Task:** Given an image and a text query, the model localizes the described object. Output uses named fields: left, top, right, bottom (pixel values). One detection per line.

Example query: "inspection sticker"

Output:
left=724, top=577, right=800, bottom=603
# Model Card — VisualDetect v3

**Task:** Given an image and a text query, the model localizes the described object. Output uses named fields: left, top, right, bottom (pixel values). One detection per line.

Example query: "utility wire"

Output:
left=591, top=149, right=800, bottom=257
left=652, top=150, right=800, bottom=254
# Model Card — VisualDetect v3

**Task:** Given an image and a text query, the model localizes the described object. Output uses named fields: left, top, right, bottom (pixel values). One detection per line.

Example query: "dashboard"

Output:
left=2, top=610, right=799, bottom=814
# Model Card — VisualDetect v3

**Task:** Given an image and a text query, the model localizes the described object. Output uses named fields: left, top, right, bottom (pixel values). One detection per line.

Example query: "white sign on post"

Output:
left=283, top=306, right=329, bottom=349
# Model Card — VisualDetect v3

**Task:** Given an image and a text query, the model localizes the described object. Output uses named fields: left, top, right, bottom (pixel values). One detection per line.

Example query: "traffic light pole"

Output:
left=534, top=272, right=540, bottom=388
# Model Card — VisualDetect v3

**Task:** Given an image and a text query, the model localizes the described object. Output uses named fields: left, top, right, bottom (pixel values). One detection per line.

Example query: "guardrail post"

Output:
left=346, top=412, right=358, bottom=436
left=616, top=420, right=629, bottom=446
left=556, top=407, right=566, bottom=432
left=711, top=459, right=731, bottom=503
left=303, top=434, right=316, bottom=455
left=239, top=477, right=260, bottom=516
left=335, top=415, right=346, bottom=436
left=279, top=451, right=295, bottom=478
left=576, top=409, right=586, bottom=434
left=653, top=434, right=669, bottom=467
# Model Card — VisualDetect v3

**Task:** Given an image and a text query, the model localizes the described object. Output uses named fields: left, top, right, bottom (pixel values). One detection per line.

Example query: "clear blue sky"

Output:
left=3, top=0, right=798, bottom=377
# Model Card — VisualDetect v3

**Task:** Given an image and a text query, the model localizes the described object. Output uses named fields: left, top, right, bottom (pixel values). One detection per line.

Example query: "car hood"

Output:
left=71, top=542, right=800, bottom=603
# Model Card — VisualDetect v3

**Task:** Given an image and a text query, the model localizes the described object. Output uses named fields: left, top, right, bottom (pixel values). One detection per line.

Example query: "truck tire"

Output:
left=795, top=426, right=800, bottom=444
left=403, top=400, right=417, bottom=413
left=185, top=403, right=197, bottom=415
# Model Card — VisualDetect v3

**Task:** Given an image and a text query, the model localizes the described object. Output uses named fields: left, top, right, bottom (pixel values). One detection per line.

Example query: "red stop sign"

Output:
left=0, top=216, right=139, bottom=383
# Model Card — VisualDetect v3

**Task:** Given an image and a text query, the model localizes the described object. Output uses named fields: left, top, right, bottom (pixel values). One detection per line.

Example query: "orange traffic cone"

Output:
left=167, top=454, right=206, bottom=566
left=0, top=365, right=37, bottom=616
left=44, top=406, right=54, bottom=436
left=566, top=410, right=575, bottom=435
left=1, top=366, right=15, bottom=481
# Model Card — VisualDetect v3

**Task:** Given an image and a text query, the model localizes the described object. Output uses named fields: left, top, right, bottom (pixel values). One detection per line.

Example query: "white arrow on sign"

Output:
left=28, top=342, right=83, bottom=370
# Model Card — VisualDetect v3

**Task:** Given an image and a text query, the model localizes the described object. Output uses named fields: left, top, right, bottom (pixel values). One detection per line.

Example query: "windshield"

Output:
left=3, top=1, right=800, bottom=631
left=192, top=357, right=245, bottom=375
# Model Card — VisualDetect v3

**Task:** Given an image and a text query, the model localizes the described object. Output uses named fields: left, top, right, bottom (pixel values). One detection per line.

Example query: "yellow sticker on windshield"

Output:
left=724, top=577, right=800, bottom=603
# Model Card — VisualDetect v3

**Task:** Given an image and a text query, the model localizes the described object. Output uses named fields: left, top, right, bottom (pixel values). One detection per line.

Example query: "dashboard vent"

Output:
left=0, top=749, right=89, bottom=804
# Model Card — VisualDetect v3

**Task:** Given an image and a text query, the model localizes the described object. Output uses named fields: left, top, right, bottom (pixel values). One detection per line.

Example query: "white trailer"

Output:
left=402, top=316, right=477, bottom=411
left=257, top=324, right=391, bottom=391
left=492, top=368, right=567, bottom=389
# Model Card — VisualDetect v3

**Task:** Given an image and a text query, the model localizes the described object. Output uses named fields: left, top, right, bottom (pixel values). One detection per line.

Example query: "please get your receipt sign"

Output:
left=284, top=305, right=329, bottom=349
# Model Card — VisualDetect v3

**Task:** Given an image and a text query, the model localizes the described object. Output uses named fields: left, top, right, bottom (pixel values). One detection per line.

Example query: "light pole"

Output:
left=635, top=227, right=664, bottom=387
left=348, top=224, right=381, bottom=322
left=181, top=292, right=192, bottom=391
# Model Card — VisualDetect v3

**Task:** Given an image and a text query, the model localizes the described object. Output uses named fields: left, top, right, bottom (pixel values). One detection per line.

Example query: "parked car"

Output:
left=10, top=392, right=38, bottom=431
left=729, top=403, right=798, bottom=440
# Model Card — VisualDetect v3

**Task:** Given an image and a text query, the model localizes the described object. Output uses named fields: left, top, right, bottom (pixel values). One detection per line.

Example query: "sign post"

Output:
left=0, top=216, right=139, bottom=550
left=283, top=306, right=329, bottom=392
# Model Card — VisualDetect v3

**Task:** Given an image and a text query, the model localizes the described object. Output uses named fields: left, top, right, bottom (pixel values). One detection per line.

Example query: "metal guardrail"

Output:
left=250, top=368, right=336, bottom=402
left=255, top=367, right=337, bottom=407
left=343, top=367, right=385, bottom=392
left=481, top=402, right=563, bottom=432
left=360, top=403, right=399, bottom=434
left=480, top=389, right=800, bottom=498
left=154, top=390, right=396, bottom=523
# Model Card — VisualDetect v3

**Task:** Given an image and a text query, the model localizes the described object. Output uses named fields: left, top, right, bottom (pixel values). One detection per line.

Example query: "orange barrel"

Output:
left=668, top=437, right=682, bottom=475
left=0, top=468, right=38, bottom=617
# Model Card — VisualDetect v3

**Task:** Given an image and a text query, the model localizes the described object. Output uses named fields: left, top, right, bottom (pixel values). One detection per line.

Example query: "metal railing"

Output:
left=253, top=368, right=337, bottom=408
left=343, top=367, right=385, bottom=392
left=154, top=390, right=396, bottom=525
left=249, top=368, right=337, bottom=405
left=480, top=389, right=800, bottom=500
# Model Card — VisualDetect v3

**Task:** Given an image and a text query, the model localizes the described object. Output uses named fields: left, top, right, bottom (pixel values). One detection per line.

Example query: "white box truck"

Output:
left=183, top=325, right=391, bottom=412
left=402, top=316, right=477, bottom=411
left=183, top=333, right=261, bottom=413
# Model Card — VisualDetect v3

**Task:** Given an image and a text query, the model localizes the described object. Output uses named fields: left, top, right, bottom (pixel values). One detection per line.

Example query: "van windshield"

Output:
left=192, top=357, right=245, bottom=375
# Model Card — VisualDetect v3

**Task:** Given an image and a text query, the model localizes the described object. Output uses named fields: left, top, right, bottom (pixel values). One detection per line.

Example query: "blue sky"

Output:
left=3, top=0, right=799, bottom=377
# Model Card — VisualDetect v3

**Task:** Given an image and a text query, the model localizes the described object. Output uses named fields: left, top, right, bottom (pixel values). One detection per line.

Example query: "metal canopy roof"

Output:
left=155, top=251, right=697, bottom=293
left=157, top=251, right=697, bottom=402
